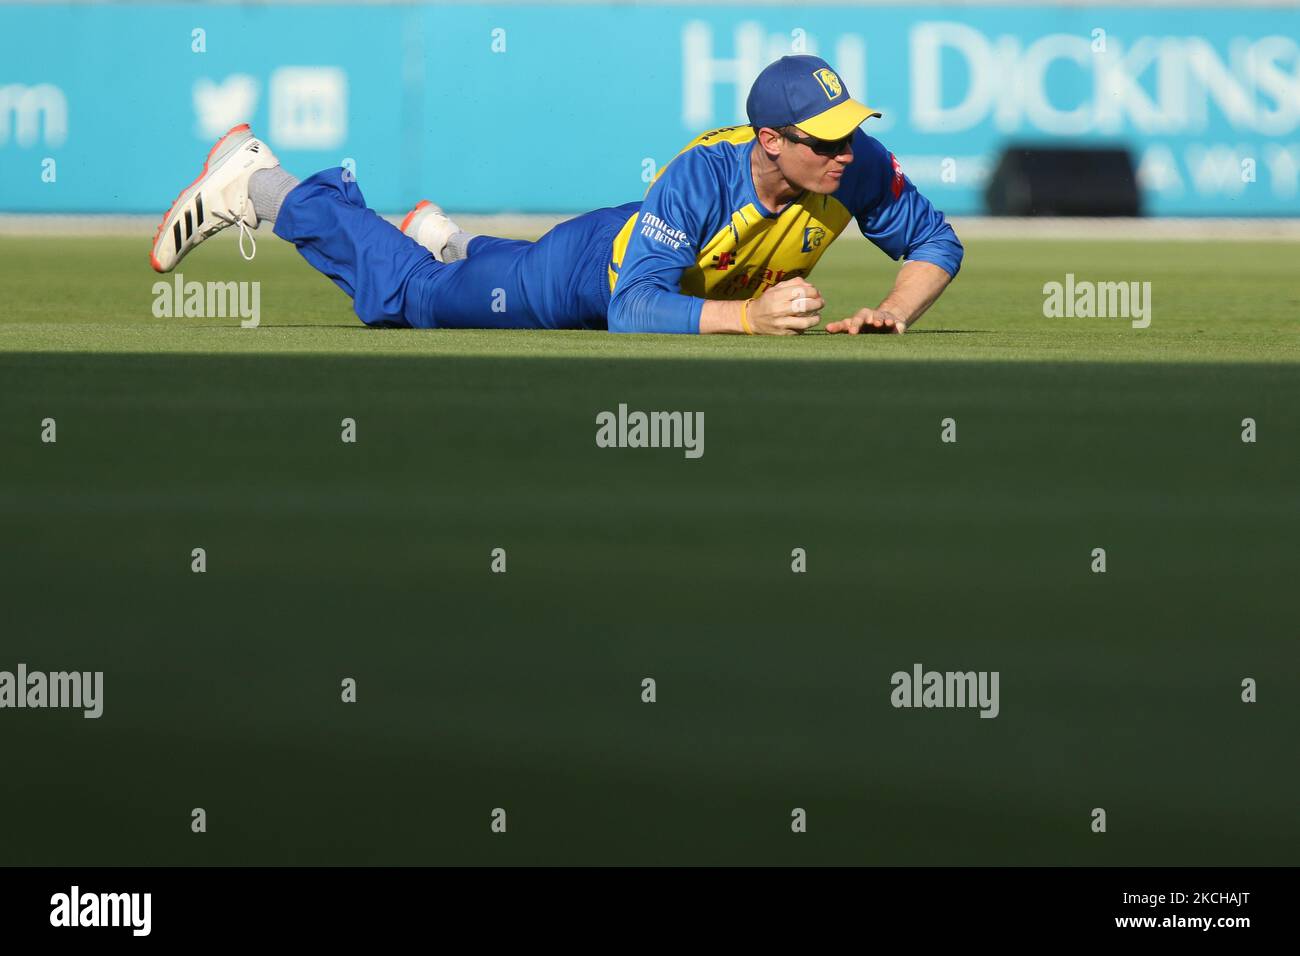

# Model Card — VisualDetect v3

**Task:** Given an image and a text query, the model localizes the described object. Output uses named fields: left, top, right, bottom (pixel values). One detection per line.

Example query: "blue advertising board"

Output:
left=2, top=2, right=1298, bottom=215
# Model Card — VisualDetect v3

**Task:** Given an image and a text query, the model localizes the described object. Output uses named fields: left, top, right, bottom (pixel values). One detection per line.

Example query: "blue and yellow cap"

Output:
left=746, top=55, right=881, bottom=141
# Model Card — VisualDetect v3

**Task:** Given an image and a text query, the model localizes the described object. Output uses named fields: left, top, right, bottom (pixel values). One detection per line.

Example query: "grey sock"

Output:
left=442, top=230, right=474, bottom=262
left=248, top=167, right=300, bottom=225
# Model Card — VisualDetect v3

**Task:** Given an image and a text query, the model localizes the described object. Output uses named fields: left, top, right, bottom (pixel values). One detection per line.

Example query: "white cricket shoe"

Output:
left=400, top=200, right=461, bottom=262
left=150, top=123, right=281, bottom=273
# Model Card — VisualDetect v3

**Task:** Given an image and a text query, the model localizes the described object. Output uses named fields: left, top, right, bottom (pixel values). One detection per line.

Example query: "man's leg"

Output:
left=397, top=204, right=640, bottom=330
left=269, top=170, right=574, bottom=329
left=150, top=124, right=617, bottom=330
left=268, top=171, right=626, bottom=329
left=270, top=169, right=623, bottom=329
left=268, top=169, right=445, bottom=327
left=464, top=236, right=532, bottom=257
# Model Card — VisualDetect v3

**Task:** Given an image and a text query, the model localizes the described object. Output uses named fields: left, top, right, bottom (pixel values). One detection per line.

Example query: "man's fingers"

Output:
left=789, top=293, right=824, bottom=316
left=826, top=308, right=909, bottom=335
left=861, top=314, right=906, bottom=333
left=780, top=279, right=823, bottom=304
left=776, top=314, right=820, bottom=333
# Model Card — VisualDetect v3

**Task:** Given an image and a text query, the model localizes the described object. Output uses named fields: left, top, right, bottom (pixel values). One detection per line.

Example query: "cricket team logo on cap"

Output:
left=813, top=68, right=843, bottom=101
left=746, top=55, right=881, bottom=141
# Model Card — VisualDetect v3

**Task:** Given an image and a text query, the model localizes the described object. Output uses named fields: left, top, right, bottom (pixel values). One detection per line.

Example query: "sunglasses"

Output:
left=780, top=128, right=854, bottom=158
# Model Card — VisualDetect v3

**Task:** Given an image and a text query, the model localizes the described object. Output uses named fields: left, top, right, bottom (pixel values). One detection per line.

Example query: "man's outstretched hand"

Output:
left=825, top=307, right=906, bottom=334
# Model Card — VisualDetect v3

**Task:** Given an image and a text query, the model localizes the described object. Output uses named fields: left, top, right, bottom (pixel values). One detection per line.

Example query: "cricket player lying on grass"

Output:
left=150, top=55, right=963, bottom=336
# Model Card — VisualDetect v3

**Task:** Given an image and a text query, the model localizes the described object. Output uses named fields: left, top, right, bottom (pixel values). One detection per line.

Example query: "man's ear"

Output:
left=756, top=127, right=783, bottom=159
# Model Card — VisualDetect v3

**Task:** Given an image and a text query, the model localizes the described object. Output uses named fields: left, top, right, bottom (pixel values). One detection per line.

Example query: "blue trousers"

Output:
left=273, top=168, right=639, bottom=330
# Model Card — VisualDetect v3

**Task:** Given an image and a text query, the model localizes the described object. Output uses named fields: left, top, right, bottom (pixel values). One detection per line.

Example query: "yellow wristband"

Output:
left=740, top=299, right=754, bottom=335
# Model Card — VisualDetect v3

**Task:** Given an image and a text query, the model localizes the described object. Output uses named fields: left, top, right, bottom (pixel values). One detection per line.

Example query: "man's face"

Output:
left=764, top=126, right=855, bottom=194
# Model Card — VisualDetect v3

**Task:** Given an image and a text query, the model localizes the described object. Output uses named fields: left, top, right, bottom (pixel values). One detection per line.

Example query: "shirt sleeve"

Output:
left=852, top=135, right=964, bottom=278
left=607, top=150, right=717, bottom=335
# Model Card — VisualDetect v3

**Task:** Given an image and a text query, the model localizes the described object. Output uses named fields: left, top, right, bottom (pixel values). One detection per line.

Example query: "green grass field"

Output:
left=1, top=233, right=1297, bottom=865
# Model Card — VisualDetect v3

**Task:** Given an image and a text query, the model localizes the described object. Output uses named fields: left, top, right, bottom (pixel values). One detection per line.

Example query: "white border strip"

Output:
left=2, top=0, right=1299, bottom=6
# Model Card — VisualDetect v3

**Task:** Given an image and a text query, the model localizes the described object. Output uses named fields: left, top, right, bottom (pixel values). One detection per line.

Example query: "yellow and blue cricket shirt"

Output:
left=606, top=125, right=963, bottom=334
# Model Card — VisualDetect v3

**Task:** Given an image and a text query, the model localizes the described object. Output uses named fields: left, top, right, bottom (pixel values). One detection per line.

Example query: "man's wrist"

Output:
left=699, top=298, right=751, bottom=334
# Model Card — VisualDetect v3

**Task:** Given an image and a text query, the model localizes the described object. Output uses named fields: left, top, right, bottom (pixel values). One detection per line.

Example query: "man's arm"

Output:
left=825, top=260, right=952, bottom=334
left=830, top=138, right=963, bottom=334
left=607, top=151, right=714, bottom=334
left=608, top=150, right=828, bottom=336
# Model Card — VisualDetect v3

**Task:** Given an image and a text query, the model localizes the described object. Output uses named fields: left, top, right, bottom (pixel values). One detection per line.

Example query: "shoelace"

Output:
left=214, top=199, right=257, bottom=262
